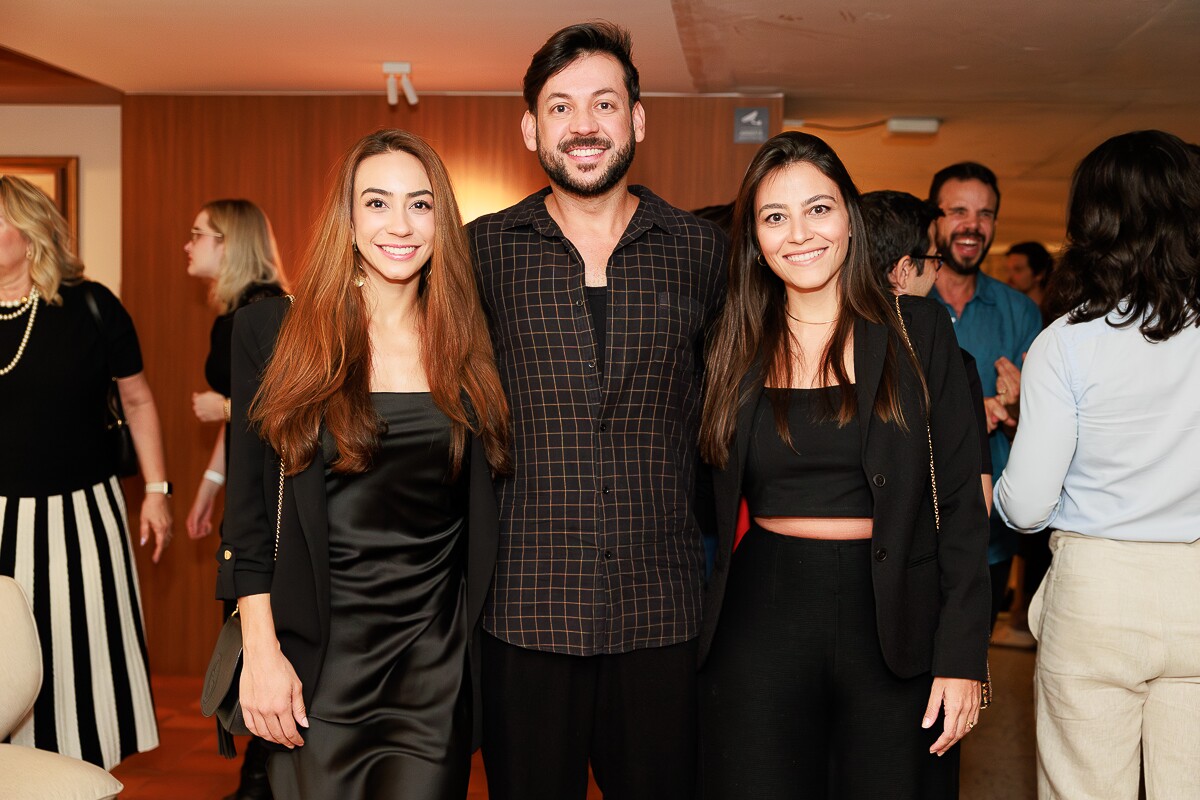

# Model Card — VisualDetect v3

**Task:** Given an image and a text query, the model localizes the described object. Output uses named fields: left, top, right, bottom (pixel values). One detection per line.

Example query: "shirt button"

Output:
left=587, top=360, right=596, bottom=370
left=575, top=299, right=584, bottom=306
left=599, top=422, right=608, bottom=432
left=604, top=550, right=614, bottom=560
left=874, top=548, right=888, bottom=562
left=602, top=486, right=611, bottom=495
left=872, top=473, right=886, bottom=487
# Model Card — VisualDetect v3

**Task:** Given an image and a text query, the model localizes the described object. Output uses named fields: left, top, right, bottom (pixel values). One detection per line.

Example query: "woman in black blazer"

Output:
left=698, top=132, right=990, bottom=799
left=217, top=129, right=510, bottom=800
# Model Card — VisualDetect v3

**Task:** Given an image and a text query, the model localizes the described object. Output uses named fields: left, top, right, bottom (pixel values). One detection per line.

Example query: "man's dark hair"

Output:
left=1006, top=241, right=1054, bottom=279
left=522, top=22, right=640, bottom=113
left=859, top=190, right=943, bottom=286
left=928, top=161, right=1001, bottom=215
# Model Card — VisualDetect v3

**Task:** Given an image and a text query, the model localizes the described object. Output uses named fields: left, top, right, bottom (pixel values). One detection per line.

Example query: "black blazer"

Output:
left=698, top=296, right=991, bottom=680
left=216, top=297, right=500, bottom=746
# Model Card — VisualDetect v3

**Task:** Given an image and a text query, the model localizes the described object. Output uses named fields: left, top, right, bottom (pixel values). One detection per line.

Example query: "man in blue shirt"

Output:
left=927, top=162, right=1042, bottom=631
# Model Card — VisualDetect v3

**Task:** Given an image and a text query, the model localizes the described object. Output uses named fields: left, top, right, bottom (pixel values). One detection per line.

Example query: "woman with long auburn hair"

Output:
left=217, top=129, right=510, bottom=799
left=696, top=132, right=990, bottom=798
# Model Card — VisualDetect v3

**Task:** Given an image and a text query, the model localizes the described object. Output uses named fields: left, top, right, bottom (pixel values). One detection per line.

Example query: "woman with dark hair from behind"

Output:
left=698, top=132, right=990, bottom=798
left=995, top=130, right=1200, bottom=799
left=183, top=198, right=287, bottom=800
left=217, top=129, right=510, bottom=799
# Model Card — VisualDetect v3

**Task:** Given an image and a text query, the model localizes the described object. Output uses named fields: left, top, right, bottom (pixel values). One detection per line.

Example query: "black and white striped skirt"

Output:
left=0, top=475, right=159, bottom=769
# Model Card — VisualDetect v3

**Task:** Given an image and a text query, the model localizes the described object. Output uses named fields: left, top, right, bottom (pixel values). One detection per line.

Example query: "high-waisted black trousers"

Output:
left=699, top=524, right=958, bottom=799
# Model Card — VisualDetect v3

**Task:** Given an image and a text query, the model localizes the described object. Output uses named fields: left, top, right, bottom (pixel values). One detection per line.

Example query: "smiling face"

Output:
left=754, top=161, right=851, bottom=303
left=351, top=150, right=436, bottom=290
left=184, top=210, right=225, bottom=280
left=933, top=178, right=997, bottom=276
left=522, top=52, right=645, bottom=198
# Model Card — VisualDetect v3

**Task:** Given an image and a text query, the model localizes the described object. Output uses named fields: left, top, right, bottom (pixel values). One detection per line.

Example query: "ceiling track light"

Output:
left=382, top=61, right=418, bottom=106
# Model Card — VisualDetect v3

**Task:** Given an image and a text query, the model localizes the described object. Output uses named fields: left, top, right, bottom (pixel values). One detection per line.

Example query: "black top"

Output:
left=468, top=186, right=728, bottom=656
left=585, top=286, right=607, bottom=377
left=204, top=283, right=284, bottom=396
left=316, top=393, right=468, bottom=725
left=0, top=281, right=142, bottom=496
left=744, top=387, right=872, bottom=518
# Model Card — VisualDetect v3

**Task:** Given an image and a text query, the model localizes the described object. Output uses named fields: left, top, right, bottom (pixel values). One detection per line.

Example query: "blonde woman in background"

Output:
left=184, top=199, right=287, bottom=800
left=185, top=199, right=287, bottom=542
left=0, top=174, right=169, bottom=768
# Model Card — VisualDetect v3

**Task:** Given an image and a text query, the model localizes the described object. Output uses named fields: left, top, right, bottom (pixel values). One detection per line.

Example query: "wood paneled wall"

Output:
left=120, top=92, right=782, bottom=676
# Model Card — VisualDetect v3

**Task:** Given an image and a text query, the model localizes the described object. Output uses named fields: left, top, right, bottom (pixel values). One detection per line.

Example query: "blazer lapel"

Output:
left=291, top=449, right=330, bottom=636
left=713, top=363, right=764, bottom=547
left=855, top=316, right=887, bottom=456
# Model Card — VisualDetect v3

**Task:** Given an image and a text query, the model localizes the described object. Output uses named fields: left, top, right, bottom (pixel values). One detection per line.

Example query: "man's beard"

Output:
left=538, top=133, right=636, bottom=198
left=937, top=230, right=991, bottom=276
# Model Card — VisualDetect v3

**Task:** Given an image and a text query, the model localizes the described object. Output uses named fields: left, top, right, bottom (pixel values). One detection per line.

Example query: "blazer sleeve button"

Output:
left=223, top=549, right=232, bottom=561
left=874, top=548, right=888, bottom=562
left=872, top=473, right=886, bottom=487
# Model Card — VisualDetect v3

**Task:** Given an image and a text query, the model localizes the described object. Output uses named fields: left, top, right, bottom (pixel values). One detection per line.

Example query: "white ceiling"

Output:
left=4, top=0, right=1199, bottom=251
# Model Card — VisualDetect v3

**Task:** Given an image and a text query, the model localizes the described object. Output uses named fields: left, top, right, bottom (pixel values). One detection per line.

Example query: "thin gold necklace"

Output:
left=785, top=309, right=837, bottom=325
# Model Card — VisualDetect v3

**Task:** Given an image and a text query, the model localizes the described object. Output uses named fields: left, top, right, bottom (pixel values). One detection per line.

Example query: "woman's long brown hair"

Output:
left=700, top=132, right=920, bottom=469
left=252, top=129, right=511, bottom=477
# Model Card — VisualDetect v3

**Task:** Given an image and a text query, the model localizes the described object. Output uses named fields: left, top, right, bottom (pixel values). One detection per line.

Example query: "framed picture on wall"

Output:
left=0, top=156, right=80, bottom=244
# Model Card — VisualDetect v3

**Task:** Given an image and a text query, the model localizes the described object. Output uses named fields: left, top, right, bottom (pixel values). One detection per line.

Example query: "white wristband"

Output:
left=203, top=469, right=226, bottom=487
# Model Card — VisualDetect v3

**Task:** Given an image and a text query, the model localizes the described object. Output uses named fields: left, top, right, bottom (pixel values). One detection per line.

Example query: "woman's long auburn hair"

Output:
left=252, top=129, right=511, bottom=477
left=700, top=132, right=919, bottom=469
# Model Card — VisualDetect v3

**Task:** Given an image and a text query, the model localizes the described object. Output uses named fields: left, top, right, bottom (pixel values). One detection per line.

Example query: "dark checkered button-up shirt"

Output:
left=469, top=186, right=727, bottom=655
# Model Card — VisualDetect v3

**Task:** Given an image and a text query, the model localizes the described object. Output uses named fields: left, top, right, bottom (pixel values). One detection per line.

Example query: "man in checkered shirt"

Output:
left=467, top=21, right=727, bottom=800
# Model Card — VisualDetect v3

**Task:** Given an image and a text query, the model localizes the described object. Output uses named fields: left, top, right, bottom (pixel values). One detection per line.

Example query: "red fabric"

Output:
left=733, top=499, right=750, bottom=550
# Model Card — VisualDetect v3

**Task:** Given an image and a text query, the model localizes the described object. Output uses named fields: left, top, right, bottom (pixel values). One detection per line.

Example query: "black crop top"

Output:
left=743, top=387, right=873, bottom=518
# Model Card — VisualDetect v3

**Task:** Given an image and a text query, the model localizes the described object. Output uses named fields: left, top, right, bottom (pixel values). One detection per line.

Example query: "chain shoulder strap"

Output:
left=274, top=456, right=285, bottom=562
left=892, top=295, right=940, bottom=531
left=272, top=294, right=295, bottom=563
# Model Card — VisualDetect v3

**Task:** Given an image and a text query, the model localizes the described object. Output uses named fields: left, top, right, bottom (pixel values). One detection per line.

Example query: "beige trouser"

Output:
left=1029, top=531, right=1200, bottom=800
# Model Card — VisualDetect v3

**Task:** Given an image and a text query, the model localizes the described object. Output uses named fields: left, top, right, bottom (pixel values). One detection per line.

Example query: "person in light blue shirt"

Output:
left=994, top=129, right=1200, bottom=800
left=926, top=162, right=1042, bottom=630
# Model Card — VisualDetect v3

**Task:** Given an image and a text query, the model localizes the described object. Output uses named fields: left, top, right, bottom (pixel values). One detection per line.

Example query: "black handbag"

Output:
left=201, top=454, right=286, bottom=757
left=81, top=283, right=139, bottom=478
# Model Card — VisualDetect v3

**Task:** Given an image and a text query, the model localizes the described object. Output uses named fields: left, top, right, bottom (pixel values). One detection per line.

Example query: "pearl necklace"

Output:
left=0, top=291, right=35, bottom=320
left=0, top=287, right=39, bottom=376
